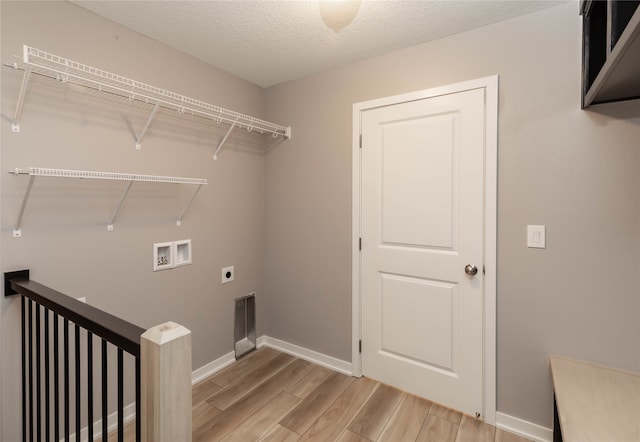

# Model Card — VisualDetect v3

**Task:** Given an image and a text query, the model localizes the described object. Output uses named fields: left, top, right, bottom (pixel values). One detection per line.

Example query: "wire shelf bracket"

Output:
left=10, top=48, right=33, bottom=133
left=108, top=180, right=134, bottom=231
left=213, top=120, right=238, bottom=160
left=7, top=45, right=292, bottom=154
left=9, top=167, right=208, bottom=235
left=135, top=103, right=160, bottom=150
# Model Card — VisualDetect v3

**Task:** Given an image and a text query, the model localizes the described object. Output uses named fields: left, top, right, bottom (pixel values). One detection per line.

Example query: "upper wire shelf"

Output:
left=7, top=45, right=291, bottom=158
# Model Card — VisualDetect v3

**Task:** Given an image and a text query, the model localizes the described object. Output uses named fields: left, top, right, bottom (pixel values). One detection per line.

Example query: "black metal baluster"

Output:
left=135, top=357, right=140, bottom=442
left=102, top=340, right=107, bottom=442
left=6, top=275, right=146, bottom=442
left=75, top=324, right=80, bottom=441
left=64, top=319, right=69, bottom=442
left=21, top=296, right=26, bottom=442
left=118, top=349, right=123, bottom=442
left=87, top=332, right=93, bottom=442
left=36, top=305, right=41, bottom=442
left=44, top=309, right=50, bottom=442
left=28, top=299, right=33, bottom=442
left=53, top=314, right=59, bottom=442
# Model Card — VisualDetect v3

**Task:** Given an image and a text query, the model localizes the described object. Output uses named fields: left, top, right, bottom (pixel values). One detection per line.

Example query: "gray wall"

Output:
left=1, top=2, right=269, bottom=440
left=1, top=1, right=639, bottom=438
left=262, top=2, right=640, bottom=428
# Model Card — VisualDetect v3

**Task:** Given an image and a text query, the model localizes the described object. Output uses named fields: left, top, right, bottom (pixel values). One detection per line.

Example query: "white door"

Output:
left=360, top=87, right=486, bottom=417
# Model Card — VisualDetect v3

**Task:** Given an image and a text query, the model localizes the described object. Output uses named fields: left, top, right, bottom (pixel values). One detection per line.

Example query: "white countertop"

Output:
left=550, top=355, right=640, bottom=442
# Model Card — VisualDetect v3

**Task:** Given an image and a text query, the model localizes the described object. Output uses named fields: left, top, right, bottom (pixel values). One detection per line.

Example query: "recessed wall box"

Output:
left=234, top=293, right=256, bottom=359
left=174, top=239, right=192, bottom=267
left=153, top=242, right=174, bottom=271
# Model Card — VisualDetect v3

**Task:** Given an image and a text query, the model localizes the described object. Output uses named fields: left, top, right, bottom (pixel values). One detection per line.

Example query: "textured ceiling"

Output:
left=71, top=0, right=567, bottom=88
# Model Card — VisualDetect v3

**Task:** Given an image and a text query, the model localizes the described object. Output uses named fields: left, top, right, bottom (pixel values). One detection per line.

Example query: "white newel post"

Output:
left=141, top=321, right=192, bottom=442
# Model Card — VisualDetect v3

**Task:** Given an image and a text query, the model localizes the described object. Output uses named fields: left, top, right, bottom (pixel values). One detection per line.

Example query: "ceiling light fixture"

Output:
left=319, top=0, right=361, bottom=33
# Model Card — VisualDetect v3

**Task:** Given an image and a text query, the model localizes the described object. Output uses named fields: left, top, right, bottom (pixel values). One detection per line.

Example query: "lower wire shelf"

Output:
left=8, top=167, right=208, bottom=236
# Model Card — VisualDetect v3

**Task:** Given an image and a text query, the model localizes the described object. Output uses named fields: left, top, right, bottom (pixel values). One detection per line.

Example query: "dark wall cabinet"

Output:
left=581, top=0, right=640, bottom=107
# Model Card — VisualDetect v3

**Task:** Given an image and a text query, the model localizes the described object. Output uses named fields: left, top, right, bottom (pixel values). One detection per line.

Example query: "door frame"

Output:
left=351, top=75, right=498, bottom=424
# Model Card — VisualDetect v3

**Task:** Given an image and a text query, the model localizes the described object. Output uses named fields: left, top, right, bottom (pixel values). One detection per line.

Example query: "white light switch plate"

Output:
left=527, top=225, right=546, bottom=248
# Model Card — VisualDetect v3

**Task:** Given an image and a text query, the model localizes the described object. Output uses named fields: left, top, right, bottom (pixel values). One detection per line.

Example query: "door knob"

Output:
left=465, top=264, right=478, bottom=276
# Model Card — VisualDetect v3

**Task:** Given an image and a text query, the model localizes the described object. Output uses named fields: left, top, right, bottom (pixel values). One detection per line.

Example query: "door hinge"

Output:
left=359, top=237, right=362, bottom=251
left=359, top=340, right=362, bottom=353
left=359, top=134, right=362, bottom=148
left=483, top=266, right=486, bottom=275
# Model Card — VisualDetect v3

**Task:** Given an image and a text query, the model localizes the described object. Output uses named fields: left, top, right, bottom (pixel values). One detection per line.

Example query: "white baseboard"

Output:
left=257, top=335, right=353, bottom=376
left=496, top=412, right=552, bottom=442
left=193, top=335, right=354, bottom=384
left=192, top=350, right=236, bottom=384
left=192, top=336, right=353, bottom=385
left=67, top=401, right=136, bottom=442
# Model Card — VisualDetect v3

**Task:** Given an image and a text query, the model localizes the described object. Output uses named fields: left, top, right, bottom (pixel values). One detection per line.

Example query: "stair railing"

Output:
left=4, top=270, right=192, bottom=442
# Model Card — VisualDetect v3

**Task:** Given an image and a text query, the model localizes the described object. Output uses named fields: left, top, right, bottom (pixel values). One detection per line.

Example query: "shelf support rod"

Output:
left=135, top=103, right=160, bottom=150
left=108, top=180, right=134, bottom=231
left=213, top=120, right=237, bottom=160
left=176, top=183, right=204, bottom=227
left=11, top=65, right=33, bottom=133
left=13, top=175, right=36, bottom=237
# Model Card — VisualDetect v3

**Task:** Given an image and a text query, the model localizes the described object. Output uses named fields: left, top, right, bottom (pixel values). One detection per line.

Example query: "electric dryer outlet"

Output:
left=222, top=266, right=234, bottom=284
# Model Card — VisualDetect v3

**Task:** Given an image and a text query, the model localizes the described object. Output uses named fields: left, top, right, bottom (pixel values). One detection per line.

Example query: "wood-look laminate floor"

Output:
left=122, top=347, right=533, bottom=442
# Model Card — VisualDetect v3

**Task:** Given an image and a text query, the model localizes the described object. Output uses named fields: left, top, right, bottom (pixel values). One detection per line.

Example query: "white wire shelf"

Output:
left=7, top=45, right=291, bottom=157
left=9, top=167, right=208, bottom=236
left=10, top=167, right=208, bottom=185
